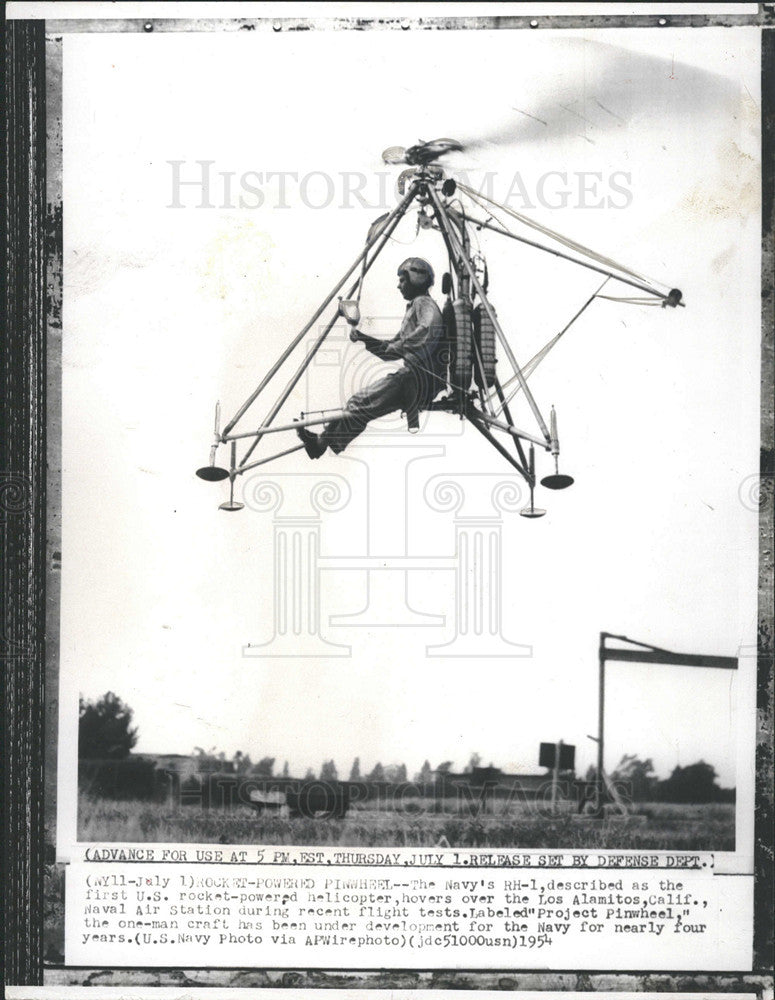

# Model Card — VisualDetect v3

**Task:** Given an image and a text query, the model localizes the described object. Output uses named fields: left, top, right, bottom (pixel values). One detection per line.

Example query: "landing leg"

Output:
left=540, top=406, right=574, bottom=490
left=196, top=401, right=230, bottom=481
left=520, top=446, right=546, bottom=519
left=219, top=442, right=244, bottom=511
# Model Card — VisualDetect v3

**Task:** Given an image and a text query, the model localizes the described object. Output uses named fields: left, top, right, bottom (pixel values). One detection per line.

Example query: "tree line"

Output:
left=600, top=753, right=734, bottom=804
left=79, top=694, right=446, bottom=783
left=79, top=693, right=734, bottom=803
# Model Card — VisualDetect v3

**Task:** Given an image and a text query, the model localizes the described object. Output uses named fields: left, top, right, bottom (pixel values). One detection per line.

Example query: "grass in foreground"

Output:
left=78, top=795, right=734, bottom=851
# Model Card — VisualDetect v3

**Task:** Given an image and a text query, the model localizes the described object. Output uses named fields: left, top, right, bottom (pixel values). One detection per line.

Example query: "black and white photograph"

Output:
left=2, top=0, right=772, bottom=991
left=60, top=11, right=758, bottom=852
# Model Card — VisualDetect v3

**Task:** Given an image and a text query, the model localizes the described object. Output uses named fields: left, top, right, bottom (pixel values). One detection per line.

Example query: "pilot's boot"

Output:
left=296, top=424, right=328, bottom=459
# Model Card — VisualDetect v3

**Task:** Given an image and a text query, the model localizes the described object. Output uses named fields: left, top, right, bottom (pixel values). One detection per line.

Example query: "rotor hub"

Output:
left=382, top=138, right=463, bottom=167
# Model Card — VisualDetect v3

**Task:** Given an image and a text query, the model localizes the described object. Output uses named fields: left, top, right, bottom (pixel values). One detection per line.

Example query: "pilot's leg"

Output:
left=326, top=371, right=410, bottom=453
left=297, top=370, right=411, bottom=458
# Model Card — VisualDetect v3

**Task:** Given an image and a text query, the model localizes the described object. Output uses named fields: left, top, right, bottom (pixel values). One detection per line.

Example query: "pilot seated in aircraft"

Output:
left=296, top=257, right=446, bottom=458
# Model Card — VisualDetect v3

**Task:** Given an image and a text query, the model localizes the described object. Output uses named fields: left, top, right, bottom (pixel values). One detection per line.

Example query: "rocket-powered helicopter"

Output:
left=197, top=136, right=682, bottom=516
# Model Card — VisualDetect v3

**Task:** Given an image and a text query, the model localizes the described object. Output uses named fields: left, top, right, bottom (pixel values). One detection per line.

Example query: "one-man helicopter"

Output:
left=196, top=137, right=682, bottom=516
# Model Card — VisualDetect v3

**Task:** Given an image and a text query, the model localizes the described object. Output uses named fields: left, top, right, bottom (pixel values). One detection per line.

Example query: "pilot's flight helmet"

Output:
left=398, top=257, right=435, bottom=288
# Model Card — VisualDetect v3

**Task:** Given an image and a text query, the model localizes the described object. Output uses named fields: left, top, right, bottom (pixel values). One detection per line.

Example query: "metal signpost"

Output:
left=596, top=631, right=738, bottom=815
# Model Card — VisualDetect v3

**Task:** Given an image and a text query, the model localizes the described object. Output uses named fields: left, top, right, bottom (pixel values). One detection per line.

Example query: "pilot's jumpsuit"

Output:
left=323, top=294, right=447, bottom=454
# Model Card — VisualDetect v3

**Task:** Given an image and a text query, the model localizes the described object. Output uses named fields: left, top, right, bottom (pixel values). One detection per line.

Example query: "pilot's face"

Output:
left=398, top=269, right=427, bottom=300
left=397, top=269, right=414, bottom=300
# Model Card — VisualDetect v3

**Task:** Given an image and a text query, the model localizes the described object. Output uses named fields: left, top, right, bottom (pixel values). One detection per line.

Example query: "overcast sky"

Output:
left=58, top=23, right=760, bottom=820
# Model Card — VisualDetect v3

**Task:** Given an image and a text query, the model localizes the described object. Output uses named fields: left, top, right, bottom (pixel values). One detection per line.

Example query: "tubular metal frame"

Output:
left=199, top=165, right=669, bottom=498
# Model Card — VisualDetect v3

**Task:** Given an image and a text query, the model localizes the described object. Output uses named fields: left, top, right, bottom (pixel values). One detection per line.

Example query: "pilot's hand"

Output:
left=349, top=328, right=362, bottom=343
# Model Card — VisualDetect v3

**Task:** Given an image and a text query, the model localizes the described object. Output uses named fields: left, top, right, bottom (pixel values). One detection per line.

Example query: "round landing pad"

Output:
left=196, top=466, right=230, bottom=482
left=541, top=473, right=575, bottom=490
left=520, top=506, right=547, bottom=519
left=219, top=501, right=244, bottom=512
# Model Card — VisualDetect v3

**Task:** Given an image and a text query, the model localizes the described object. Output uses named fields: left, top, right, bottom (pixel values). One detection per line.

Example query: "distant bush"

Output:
left=79, top=757, right=159, bottom=801
left=79, top=692, right=138, bottom=760
left=655, top=761, right=733, bottom=803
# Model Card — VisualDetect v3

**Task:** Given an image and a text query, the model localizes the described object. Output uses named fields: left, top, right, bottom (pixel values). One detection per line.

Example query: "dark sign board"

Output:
left=539, top=742, right=576, bottom=771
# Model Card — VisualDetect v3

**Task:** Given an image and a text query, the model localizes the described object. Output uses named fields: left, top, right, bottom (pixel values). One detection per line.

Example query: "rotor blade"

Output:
left=441, top=38, right=739, bottom=155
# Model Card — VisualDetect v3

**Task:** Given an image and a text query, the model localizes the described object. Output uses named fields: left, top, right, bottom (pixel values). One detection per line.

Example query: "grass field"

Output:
left=78, top=794, right=734, bottom=851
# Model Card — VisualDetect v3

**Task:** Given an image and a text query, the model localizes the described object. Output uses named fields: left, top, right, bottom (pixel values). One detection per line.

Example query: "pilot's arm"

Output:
left=351, top=330, right=398, bottom=360
left=352, top=299, right=439, bottom=361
